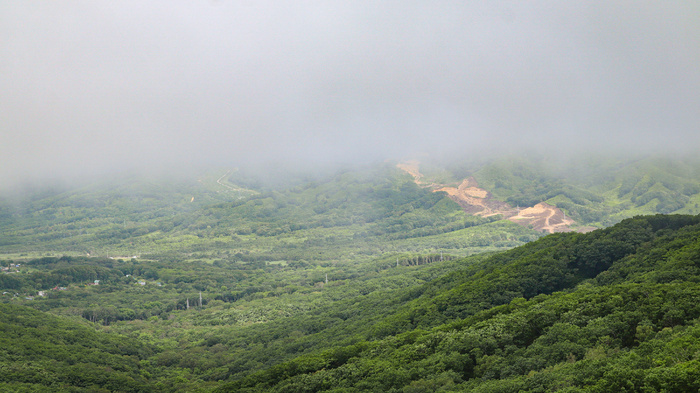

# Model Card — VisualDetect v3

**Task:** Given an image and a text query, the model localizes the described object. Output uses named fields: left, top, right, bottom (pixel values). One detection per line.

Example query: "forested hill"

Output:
left=1, top=214, right=700, bottom=391
left=0, top=163, right=541, bottom=259
left=4, top=155, right=700, bottom=264
left=217, top=214, right=700, bottom=392
left=0, top=303, right=157, bottom=392
left=2, top=157, right=700, bottom=391
left=407, top=154, right=700, bottom=228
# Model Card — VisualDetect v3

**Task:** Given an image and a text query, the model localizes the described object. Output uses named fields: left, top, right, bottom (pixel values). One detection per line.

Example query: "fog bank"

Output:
left=1, top=1, right=698, bottom=188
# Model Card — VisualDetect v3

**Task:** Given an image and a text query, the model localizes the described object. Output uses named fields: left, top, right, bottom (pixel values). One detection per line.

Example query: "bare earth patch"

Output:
left=508, top=202, right=576, bottom=233
left=398, top=161, right=581, bottom=233
left=435, top=178, right=514, bottom=217
left=396, top=161, right=423, bottom=183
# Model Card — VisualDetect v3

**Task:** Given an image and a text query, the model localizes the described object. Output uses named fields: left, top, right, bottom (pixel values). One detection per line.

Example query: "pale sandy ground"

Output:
left=396, top=161, right=423, bottom=183
left=397, top=161, right=582, bottom=233
left=507, top=202, right=576, bottom=233
left=436, top=178, right=510, bottom=217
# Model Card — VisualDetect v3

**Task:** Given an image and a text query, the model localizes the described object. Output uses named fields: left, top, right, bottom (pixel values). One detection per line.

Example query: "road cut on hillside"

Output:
left=398, top=161, right=587, bottom=233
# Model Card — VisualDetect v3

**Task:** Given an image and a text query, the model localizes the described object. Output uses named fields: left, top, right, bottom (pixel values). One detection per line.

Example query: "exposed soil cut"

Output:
left=396, top=161, right=423, bottom=183
left=398, top=161, right=580, bottom=233
left=507, top=202, right=576, bottom=233
left=435, top=177, right=514, bottom=217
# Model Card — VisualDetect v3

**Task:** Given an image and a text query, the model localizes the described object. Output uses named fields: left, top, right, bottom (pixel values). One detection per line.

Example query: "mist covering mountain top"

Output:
left=2, top=4, right=700, bottom=386
left=2, top=2, right=699, bottom=189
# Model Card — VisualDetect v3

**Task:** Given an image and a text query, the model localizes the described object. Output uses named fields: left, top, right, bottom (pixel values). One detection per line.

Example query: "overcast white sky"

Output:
left=1, top=1, right=699, bottom=186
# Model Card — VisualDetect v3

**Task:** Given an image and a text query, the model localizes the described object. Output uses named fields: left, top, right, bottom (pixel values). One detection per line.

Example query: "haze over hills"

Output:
left=2, top=2, right=698, bottom=188
left=0, top=160, right=533, bottom=260
left=3, top=154, right=700, bottom=260
left=2, top=1, right=700, bottom=391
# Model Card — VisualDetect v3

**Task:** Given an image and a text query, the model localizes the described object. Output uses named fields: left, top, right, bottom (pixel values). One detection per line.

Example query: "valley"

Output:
left=1, top=154, right=700, bottom=392
left=4, top=1, right=698, bottom=391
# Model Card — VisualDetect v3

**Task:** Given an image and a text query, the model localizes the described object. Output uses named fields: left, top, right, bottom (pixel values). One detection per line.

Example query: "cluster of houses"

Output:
left=4, top=280, right=100, bottom=301
left=3, top=290, right=35, bottom=300
left=2, top=264, right=163, bottom=301
left=1, top=263, right=21, bottom=273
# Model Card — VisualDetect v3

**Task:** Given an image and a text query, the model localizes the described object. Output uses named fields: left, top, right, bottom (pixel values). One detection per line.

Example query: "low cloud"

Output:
left=1, top=1, right=698, bottom=188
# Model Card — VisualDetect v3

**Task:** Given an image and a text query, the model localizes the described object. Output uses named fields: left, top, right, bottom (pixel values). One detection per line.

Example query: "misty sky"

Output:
left=1, top=1, right=699, bottom=186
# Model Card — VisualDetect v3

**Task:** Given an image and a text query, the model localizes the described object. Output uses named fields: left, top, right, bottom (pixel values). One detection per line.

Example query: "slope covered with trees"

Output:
left=0, top=303, right=158, bottom=392
left=2, top=156, right=700, bottom=391
left=217, top=214, right=700, bottom=392
left=0, top=163, right=538, bottom=261
left=2, top=214, right=699, bottom=391
left=417, top=154, right=700, bottom=228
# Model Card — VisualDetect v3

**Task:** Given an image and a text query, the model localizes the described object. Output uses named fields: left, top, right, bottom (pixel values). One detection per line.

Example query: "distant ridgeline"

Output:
left=1, top=155, right=699, bottom=260
left=0, top=162, right=543, bottom=258
left=1, top=214, right=699, bottom=391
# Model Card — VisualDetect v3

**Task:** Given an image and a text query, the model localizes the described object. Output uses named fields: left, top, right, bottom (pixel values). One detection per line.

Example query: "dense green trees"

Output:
left=2, top=214, right=700, bottom=391
left=215, top=214, right=700, bottom=392
left=2, top=157, right=700, bottom=391
left=0, top=303, right=156, bottom=392
left=0, top=164, right=533, bottom=264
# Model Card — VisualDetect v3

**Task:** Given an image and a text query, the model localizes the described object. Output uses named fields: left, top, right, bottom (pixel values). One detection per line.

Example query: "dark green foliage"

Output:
left=217, top=214, right=700, bottom=392
left=0, top=303, right=156, bottom=392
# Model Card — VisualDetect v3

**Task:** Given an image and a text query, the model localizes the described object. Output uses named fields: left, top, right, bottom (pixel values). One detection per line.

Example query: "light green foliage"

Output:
left=436, top=154, right=700, bottom=226
left=0, top=303, right=158, bottom=392
left=0, top=163, right=528, bottom=262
